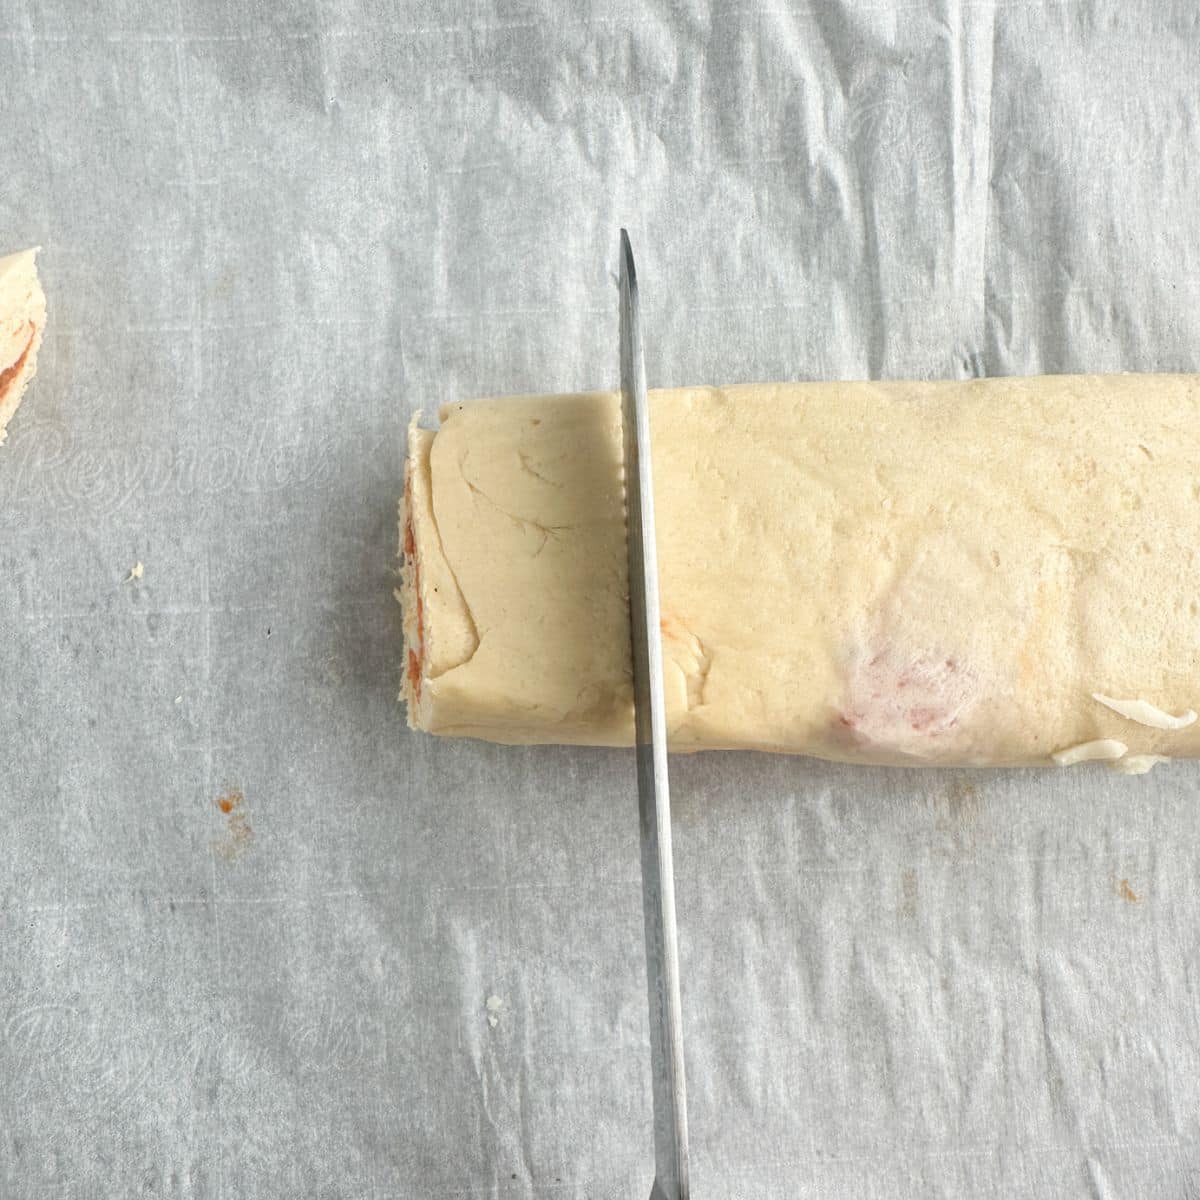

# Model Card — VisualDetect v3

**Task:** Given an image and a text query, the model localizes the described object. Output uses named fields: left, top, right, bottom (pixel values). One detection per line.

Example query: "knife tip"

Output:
left=619, top=228, right=636, bottom=287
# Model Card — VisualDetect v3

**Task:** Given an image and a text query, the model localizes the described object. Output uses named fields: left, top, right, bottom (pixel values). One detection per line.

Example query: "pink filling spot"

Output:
left=838, top=646, right=976, bottom=754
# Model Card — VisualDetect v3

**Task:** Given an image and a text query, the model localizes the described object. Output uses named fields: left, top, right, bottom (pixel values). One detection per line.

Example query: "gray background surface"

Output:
left=3, top=1, right=1200, bottom=1197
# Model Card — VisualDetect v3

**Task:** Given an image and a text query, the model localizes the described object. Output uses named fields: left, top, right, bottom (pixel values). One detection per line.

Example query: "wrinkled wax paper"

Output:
left=3, top=1, right=1200, bottom=1196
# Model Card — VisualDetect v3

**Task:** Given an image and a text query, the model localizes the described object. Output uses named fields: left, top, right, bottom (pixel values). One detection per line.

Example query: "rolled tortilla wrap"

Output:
left=401, top=376, right=1200, bottom=768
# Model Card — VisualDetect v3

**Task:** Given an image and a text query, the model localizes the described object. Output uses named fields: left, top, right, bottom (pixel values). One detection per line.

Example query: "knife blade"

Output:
left=618, top=228, right=691, bottom=1200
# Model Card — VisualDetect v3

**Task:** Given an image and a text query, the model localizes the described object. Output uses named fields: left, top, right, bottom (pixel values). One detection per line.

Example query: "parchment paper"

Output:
left=3, top=2, right=1200, bottom=1196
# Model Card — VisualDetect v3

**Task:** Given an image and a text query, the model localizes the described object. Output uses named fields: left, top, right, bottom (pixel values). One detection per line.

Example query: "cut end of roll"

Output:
left=0, top=247, right=47, bottom=444
left=399, top=416, right=429, bottom=729
left=399, top=409, right=485, bottom=737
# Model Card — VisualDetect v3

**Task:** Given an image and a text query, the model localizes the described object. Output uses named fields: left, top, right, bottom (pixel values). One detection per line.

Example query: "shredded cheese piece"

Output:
left=1092, top=693, right=1196, bottom=730
left=1109, top=754, right=1172, bottom=776
left=1052, top=739, right=1128, bottom=766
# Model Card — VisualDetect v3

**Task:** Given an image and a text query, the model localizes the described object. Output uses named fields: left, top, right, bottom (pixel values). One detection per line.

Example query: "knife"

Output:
left=618, top=228, right=691, bottom=1200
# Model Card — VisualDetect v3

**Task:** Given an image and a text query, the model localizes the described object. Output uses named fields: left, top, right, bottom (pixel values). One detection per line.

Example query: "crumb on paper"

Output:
left=126, top=562, right=144, bottom=582
left=174, top=695, right=183, bottom=704
left=486, top=994, right=503, bottom=1028
left=214, top=788, right=253, bottom=861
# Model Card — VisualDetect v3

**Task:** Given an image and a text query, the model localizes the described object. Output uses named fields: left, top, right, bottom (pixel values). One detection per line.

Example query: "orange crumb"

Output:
left=216, top=788, right=243, bottom=814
